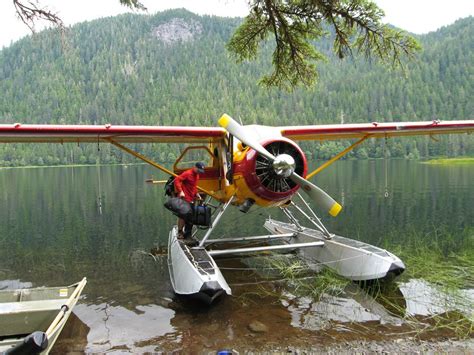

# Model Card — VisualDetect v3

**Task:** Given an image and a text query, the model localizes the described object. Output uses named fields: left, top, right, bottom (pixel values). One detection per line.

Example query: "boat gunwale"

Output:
left=0, top=277, right=87, bottom=354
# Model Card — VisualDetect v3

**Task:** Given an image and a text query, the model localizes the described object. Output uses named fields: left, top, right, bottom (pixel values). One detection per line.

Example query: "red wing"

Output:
left=0, top=124, right=226, bottom=144
left=280, top=120, right=474, bottom=141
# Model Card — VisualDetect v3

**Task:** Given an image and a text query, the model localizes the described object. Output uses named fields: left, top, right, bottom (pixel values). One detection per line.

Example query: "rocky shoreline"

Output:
left=281, top=338, right=474, bottom=354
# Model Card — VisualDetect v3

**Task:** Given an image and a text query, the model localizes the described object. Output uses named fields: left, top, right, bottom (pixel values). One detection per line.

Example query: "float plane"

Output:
left=1, top=115, right=473, bottom=303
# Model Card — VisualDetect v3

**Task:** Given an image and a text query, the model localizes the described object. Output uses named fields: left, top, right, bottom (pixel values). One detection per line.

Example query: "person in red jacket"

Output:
left=174, top=162, right=205, bottom=239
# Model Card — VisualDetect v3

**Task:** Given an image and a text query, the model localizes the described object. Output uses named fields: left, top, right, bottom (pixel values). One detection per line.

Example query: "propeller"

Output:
left=218, top=114, right=342, bottom=217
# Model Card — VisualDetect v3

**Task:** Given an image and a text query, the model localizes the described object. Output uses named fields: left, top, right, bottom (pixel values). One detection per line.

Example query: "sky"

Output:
left=0, top=0, right=473, bottom=49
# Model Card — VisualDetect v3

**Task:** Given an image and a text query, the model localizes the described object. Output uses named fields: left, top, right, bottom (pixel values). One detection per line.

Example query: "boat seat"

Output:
left=0, top=299, right=64, bottom=315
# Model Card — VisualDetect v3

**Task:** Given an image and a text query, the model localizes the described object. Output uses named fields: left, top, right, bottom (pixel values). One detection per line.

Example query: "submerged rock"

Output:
left=248, top=320, right=268, bottom=333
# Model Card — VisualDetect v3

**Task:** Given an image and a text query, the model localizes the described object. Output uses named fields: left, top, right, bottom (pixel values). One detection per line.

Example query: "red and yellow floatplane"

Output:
left=1, top=114, right=473, bottom=303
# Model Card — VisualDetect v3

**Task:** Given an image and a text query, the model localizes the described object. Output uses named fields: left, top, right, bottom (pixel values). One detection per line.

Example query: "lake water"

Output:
left=0, top=160, right=473, bottom=352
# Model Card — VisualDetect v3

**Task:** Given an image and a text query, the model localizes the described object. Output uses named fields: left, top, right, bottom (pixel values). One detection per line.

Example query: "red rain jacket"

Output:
left=174, top=168, right=199, bottom=203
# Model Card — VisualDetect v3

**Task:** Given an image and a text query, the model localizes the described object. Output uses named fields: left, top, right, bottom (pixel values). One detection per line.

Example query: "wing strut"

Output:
left=107, top=139, right=219, bottom=199
left=306, top=135, right=370, bottom=180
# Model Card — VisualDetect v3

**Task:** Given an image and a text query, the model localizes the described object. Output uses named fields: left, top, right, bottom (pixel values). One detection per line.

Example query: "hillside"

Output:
left=0, top=10, right=472, bottom=166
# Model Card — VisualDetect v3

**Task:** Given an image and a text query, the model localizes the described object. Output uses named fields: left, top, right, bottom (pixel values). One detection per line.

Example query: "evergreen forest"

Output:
left=0, top=10, right=472, bottom=167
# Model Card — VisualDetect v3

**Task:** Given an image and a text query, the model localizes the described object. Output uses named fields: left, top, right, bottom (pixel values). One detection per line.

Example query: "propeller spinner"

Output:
left=272, top=154, right=295, bottom=178
left=218, top=114, right=342, bottom=217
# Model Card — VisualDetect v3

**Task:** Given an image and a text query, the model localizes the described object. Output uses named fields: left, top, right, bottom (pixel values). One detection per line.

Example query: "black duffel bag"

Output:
left=164, top=197, right=192, bottom=220
left=191, top=204, right=212, bottom=227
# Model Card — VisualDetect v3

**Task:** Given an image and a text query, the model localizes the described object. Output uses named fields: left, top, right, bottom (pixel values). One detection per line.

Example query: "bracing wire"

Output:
left=384, top=137, right=389, bottom=198
left=96, top=139, right=103, bottom=215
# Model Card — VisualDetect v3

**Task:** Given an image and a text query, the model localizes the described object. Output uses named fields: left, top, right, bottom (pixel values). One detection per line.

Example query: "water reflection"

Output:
left=282, top=278, right=473, bottom=333
left=400, top=279, right=474, bottom=317
left=281, top=282, right=403, bottom=331
left=284, top=293, right=380, bottom=330
left=0, top=161, right=473, bottom=351
left=73, top=303, right=175, bottom=353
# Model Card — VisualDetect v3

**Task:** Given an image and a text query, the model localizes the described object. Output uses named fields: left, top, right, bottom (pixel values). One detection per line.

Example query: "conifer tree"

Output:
left=12, top=0, right=420, bottom=90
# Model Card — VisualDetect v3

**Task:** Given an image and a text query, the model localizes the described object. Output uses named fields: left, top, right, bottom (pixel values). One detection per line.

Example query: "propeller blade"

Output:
left=290, top=173, right=342, bottom=217
left=218, top=114, right=275, bottom=161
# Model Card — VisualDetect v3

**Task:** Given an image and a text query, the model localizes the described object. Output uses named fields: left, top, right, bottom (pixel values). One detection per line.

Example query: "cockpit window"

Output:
left=174, top=146, right=216, bottom=171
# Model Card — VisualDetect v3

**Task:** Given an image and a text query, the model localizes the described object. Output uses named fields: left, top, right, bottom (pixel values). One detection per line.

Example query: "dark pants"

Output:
left=178, top=217, right=194, bottom=238
left=184, top=220, right=193, bottom=238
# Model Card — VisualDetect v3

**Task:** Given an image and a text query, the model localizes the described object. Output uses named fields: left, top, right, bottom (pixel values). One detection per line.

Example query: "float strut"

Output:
left=199, top=197, right=235, bottom=247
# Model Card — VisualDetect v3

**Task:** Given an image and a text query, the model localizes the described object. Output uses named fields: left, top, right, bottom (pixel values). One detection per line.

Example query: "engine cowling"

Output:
left=232, top=138, right=307, bottom=206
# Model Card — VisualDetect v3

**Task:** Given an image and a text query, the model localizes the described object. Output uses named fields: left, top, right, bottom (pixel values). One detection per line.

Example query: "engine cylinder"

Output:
left=233, top=139, right=307, bottom=203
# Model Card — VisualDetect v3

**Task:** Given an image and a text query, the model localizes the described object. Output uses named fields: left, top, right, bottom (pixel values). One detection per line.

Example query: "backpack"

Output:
left=164, top=176, right=175, bottom=196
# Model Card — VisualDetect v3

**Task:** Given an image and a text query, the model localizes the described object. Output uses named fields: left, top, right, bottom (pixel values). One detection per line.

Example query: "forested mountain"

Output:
left=0, top=10, right=472, bottom=166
